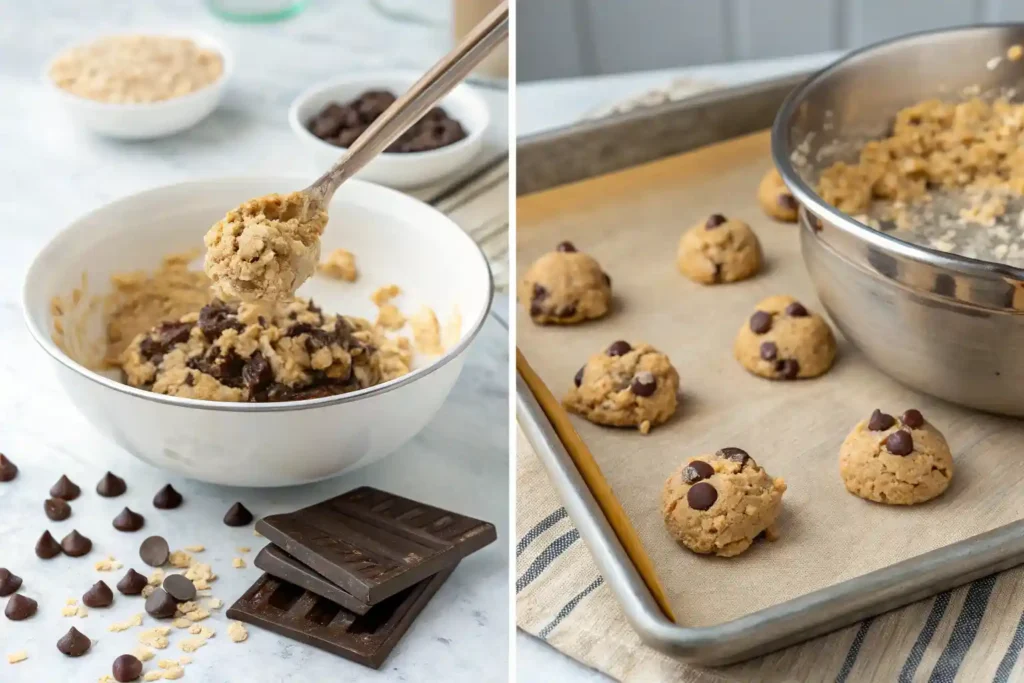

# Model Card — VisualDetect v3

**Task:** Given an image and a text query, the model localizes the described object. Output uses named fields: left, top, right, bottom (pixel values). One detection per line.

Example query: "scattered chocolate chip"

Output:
left=749, top=311, right=772, bottom=334
left=35, top=531, right=62, bottom=559
left=197, top=300, right=243, bottom=341
left=61, top=530, right=92, bottom=557
left=139, top=321, right=192, bottom=360
left=607, top=341, right=632, bottom=356
left=705, top=214, right=727, bottom=229
left=50, top=475, right=81, bottom=501
left=630, top=371, right=657, bottom=397
left=784, top=302, right=808, bottom=317
left=223, top=502, right=254, bottom=527
left=96, top=471, right=127, bottom=497
left=778, top=193, right=798, bottom=211
left=44, top=497, right=72, bottom=521
left=759, top=342, right=777, bottom=361
left=902, top=409, right=925, bottom=429
left=0, top=454, right=17, bottom=482
left=532, top=283, right=548, bottom=302
left=4, top=594, right=37, bottom=621
left=885, top=430, right=914, bottom=456
left=163, top=574, right=196, bottom=602
left=242, top=351, right=274, bottom=392
left=687, top=482, right=718, bottom=511
left=153, top=484, right=183, bottom=510
left=116, top=568, right=148, bottom=595
left=776, top=359, right=800, bottom=379
left=144, top=588, right=177, bottom=619
left=574, top=366, right=584, bottom=388
left=56, top=626, right=91, bottom=657
left=113, top=653, right=143, bottom=682
left=183, top=372, right=195, bottom=386
left=0, top=568, right=23, bottom=596
left=112, top=508, right=144, bottom=532
left=868, top=409, right=896, bottom=431
left=556, top=241, right=577, bottom=253
left=82, top=580, right=114, bottom=608
left=139, top=536, right=169, bottom=567
left=716, top=447, right=751, bottom=468
left=682, top=460, right=715, bottom=484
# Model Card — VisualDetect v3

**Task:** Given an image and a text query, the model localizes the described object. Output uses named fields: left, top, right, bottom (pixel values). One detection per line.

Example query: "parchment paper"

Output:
left=516, top=130, right=1024, bottom=628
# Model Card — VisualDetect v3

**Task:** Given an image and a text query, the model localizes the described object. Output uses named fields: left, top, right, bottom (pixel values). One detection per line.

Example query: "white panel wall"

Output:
left=517, top=0, right=1024, bottom=81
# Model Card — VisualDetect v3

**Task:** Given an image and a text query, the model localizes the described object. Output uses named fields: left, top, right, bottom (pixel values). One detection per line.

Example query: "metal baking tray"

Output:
left=515, top=74, right=1024, bottom=666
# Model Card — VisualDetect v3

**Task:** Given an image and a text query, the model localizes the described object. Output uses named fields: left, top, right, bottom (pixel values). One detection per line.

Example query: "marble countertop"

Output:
left=0, top=2, right=508, bottom=681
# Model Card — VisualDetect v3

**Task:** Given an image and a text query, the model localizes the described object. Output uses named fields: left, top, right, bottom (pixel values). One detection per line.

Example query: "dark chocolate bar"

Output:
left=226, top=569, right=452, bottom=669
left=254, top=544, right=372, bottom=615
left=255, top=486, right=496, bottom=604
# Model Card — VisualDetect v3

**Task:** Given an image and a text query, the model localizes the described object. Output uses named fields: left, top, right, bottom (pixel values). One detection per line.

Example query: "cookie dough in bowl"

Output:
left=734, top=295, right=837, bottom=380
left=23, top=176, right=492, bottom=486
left=520, top=241, right=612, bottom=325
left=677, top=214, right=762, bottom=284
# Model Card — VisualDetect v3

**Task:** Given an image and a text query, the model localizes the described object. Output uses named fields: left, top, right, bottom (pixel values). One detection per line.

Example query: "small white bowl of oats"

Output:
left=45, top=32, right=232, bottom=140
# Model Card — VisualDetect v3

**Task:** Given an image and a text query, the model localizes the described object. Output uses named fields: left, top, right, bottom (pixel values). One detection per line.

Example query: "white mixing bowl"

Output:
left=23, top=177, right=493, bottom=486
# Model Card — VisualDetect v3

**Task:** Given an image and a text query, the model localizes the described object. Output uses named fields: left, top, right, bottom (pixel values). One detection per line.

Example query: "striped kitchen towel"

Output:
left=516, top=427, right=1024, bottom=682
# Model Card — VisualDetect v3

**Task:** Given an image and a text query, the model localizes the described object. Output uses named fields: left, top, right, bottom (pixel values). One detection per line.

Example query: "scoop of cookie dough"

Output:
left=563, top=340, right=679, bottom=433
left=662, top=447, right=787, bottom=557
left=677, top=214, right=762, bottom=284
left=520, top=241, right=611, bottom=325
left=758, top=169, right=798, bottom=222
left=734, top=295, right=836, bottom=380
left=204, top=192, right=327, bottom=302
left=120, top=298, right=410, bottom=402
left=839, top=408, right=953, bottom=505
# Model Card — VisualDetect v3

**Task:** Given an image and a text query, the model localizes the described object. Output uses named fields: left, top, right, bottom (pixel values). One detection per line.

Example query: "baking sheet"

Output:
left=516, top=129, right=1024, bottom=628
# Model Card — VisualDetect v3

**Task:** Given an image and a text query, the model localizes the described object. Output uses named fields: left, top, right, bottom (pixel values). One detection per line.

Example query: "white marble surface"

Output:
left=0, top=2, right=508, bottom=681
left=514, top=52, right=838, bottom=682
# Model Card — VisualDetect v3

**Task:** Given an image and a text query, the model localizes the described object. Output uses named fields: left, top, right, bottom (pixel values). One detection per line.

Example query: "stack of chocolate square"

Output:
left=227, top=487, right=496, bottom=669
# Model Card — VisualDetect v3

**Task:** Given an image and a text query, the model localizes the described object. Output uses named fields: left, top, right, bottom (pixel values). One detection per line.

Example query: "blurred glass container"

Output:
left=207, top=0, right=306, bottom=22
left=453, top=0, right=507, bottom=80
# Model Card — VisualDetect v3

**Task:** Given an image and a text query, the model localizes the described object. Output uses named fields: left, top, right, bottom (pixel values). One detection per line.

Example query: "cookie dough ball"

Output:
left=563, top=340, right=679, bottom=433
left=839, top=408, right=953, bottom=505
left=758, top=169, right=799, bottom=222
left=662, top=447, right=787, bottom=557
left=734, top=295, right=836, bottom=380
left=519, top=242, right=612, bottom=325
left=204, top=192, right=327, bottom=302
left=677, top=214, right=762, bottom=284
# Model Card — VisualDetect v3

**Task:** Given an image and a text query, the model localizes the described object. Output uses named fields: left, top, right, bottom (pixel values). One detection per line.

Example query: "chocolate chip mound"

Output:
left=784, top=301, right=808, bottom=317
left=45, top=497, right=72, bottom=521
left=117, top=569, right=148, bottom=595
left=607, top=340, right=632, bottom=356
left=112, top=508, right=145, bottom=532
left=96, top=471, right=127, bottom=497
left=153, top=484, right=183, bottom=510
left=682, top=460, right=714, bottom=484
left=61, top=530, right=92, bottom=557
left=223, top=502, right=254, bottom=527
left=749, top=311, right=772, bottom=334
left=36, top=531, right=62, bottom=559
left=705, top=214, right=727, bottom=229
left=50, top=475, right=81, bottom=501
left=902, top=409, right=925, bottom=429
left=5, top=594, right=37, bottom=621
left=144, top=588, right=177, bottom=619
left=82, top=580, right=114, bottom=608
left=687, top=482, right=718, bottom=510
left=113, top=653, right=143, bottom=682
left=868, top=409, right=896, bottom=431
left=886, top=430, right=914, bottom=456
left=0, top=568, right=23, bottom=596
left=307, top=91, right=467, bottom=153
left=0, top=454, right=17, bottom=482
left=57, top=626, right=92, bottom=657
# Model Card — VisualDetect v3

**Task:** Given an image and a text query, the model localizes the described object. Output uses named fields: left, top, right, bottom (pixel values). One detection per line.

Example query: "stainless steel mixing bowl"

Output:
left=773, top=24, right=1024, bottom=416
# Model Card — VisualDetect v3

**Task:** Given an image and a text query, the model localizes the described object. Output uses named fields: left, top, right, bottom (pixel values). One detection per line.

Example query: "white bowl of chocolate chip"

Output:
left=22, top=176, right=493, bottom=486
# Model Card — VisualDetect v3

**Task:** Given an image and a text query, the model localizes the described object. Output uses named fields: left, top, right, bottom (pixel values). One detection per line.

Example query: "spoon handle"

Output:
left=306, top=0, right=509, bottom=205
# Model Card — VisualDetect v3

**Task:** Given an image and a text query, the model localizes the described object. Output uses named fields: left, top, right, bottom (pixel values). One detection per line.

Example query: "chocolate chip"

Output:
left=144, top=588, right=177, bottom=619
left=82, top=580, right=114, bottom=608
left=885, top=430, right=914, bottom=456
left=45, top=497, right=72, bottom=521
left=0, top=568, right=23, bottom=596
left=687, top=482, right=718, bottom=510
left=630, top=371, right=657, bottom=397
left=607, top=341, right=632, bottom=356
left=784, top=302, right=808, bottom=317
left=556, top=241, right=577, bottom=253
left=242, top=351, right=274, bottom=392
left=116, top=568, right=148, bottom=595
left=574, top=366, right=584, bottom=388
left=682, top=460, right=714, bottom=483
left=56, top=626, right=91, bottom=657
left=50, top=475, right=81, bottom=501
left=35, top=530, right=61, bottom=559
left=868, top=409, right=896, bottom=431
left=902, top=409, right=925, bottom=429
left=61, top=530, right=92, bottom=557
left=163, top=574, right=196, bottom=602
left=5, top=594, right=37, bottom=621
left=96, top=471, right=127, bottom=497
left=556, top=304, right=577, bottom=319
left=139, top=536, right=169, bottom=567
left=113, top=653, right=143, bottom=682
left=705, top=214, right=727, bottom=229
left=778, top=193, right=798, bottom=211
left=153, top=484, right=183, bottom=510
left=183, top=372, right=195, bottom=386
left=759, top=342, right=777, bottom=361
left=776, top=359, right=800, bottom=379
left=0, top=454, right=17, bottom=482
left=749, top=311, right=772, bottom=334
left=223, top=502, right=254, bottom=527
left=529, top=300, right=544, bottom=317
left=603, top=272, right=612, bottom=287
left=197, top=300, right=243, bottom=341
left=112, top=508, right=144, bottom=532
left=716, top=447, right=751, bottom=468
left=532, top=283, right=548, bottom=302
